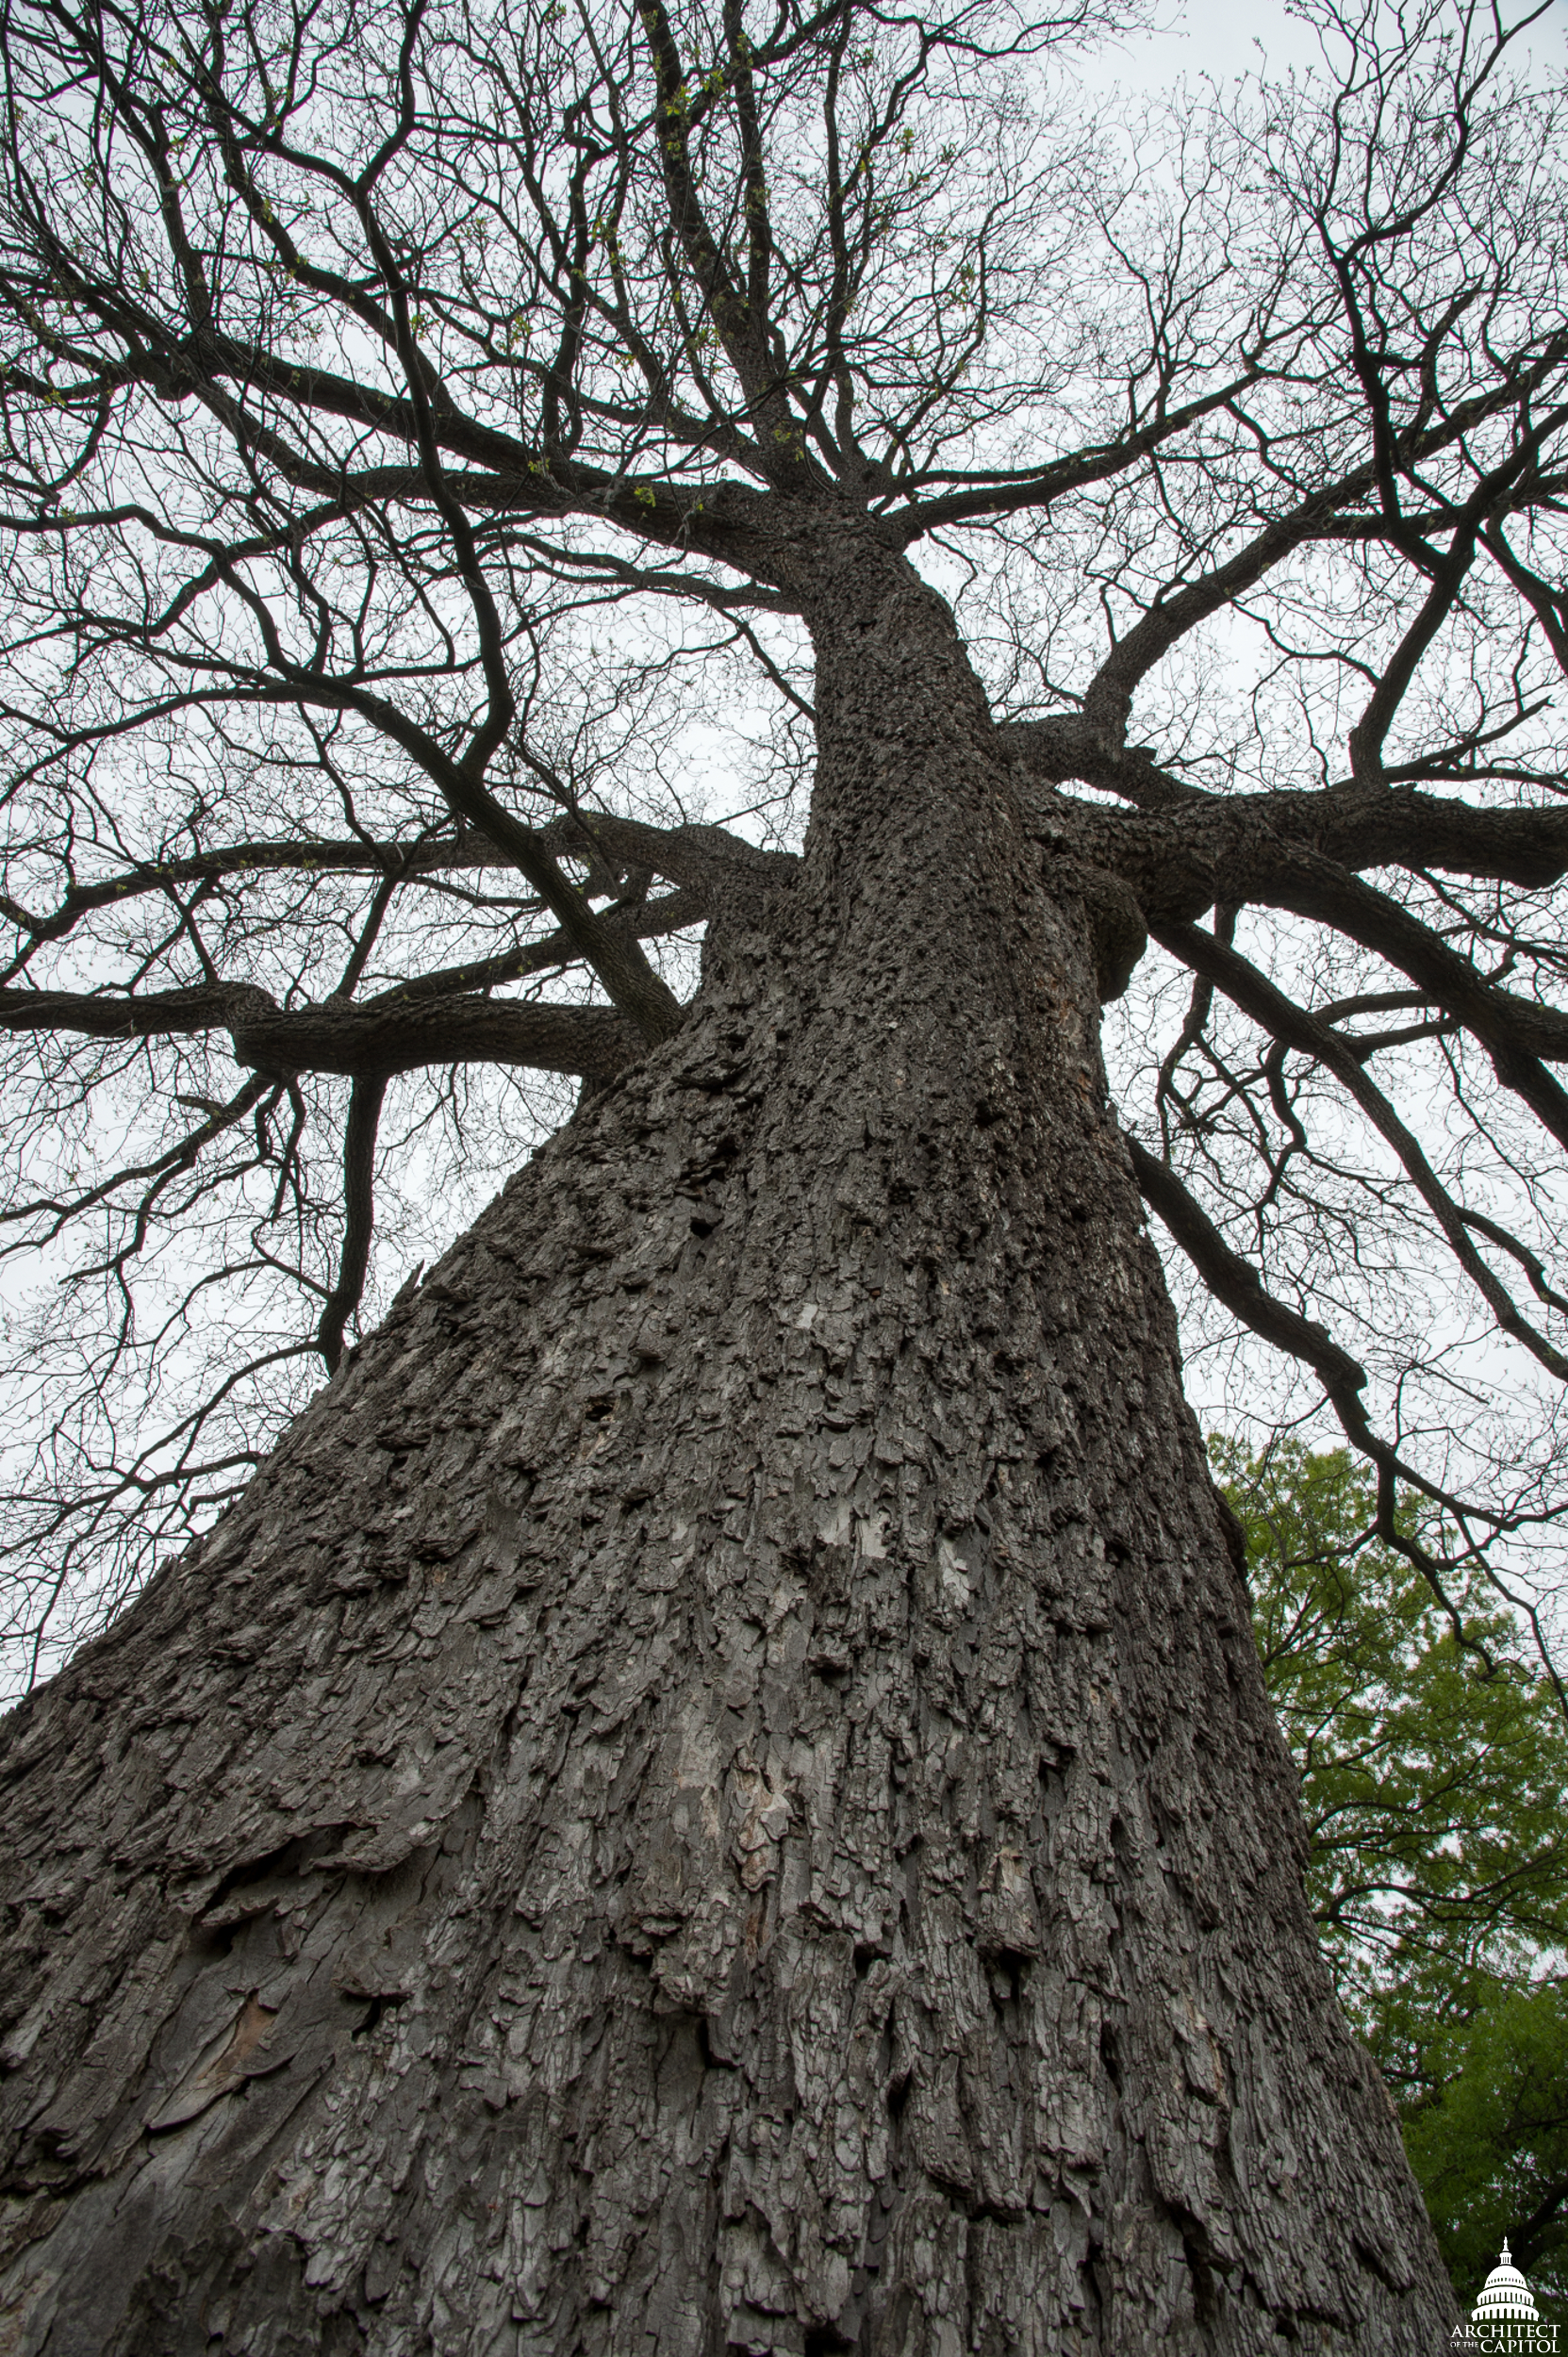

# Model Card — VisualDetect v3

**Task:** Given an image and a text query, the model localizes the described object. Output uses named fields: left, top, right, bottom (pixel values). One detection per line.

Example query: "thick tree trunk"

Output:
left=0, top=538, right=1454, bottom=2354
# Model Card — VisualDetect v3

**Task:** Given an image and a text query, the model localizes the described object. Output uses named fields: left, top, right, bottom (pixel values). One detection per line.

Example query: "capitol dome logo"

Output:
left=1451, top=2241, right=1559, bottom=2351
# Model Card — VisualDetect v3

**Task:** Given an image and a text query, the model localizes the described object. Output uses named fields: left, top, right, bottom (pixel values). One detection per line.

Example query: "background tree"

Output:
left=1221, top=1438, right=1568, bottom=2312
left=0, top=0, right=1564, bottom=2344
left=1404, top=1984, right=1568, bottom=2316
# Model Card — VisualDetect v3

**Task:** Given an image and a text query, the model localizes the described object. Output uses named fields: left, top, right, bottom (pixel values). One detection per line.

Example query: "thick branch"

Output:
left=1003, top=733, right=1568, bottom=892
left=317, top=1075, right=385, bottom=1375
left=536, top=815, right=799, bottom=904
left=1019, top=775, right=1568, bottom=1123
left=0, top=984, right=642, bottom=1082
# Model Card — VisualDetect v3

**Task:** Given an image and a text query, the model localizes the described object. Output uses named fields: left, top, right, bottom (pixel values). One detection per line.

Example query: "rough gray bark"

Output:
left=0, top=545, right=1455, bottom=2353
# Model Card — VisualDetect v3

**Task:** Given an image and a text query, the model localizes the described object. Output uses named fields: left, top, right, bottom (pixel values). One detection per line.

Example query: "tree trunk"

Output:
left=0, top=537, right=1455, bottom=2354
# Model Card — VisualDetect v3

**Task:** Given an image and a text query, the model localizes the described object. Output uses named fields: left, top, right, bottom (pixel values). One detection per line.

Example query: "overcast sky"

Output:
left=1084, top=0, right=1563, bottom=95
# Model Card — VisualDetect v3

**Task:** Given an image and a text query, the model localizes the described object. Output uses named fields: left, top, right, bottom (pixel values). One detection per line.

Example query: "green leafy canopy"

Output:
left=1215, top=1437, right=1568, bottom=2312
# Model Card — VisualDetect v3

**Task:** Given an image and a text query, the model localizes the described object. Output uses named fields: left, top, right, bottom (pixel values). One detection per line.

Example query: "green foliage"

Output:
left=1403, top=1982, right=1568, bottom=2312
left=1213, top=1437, right=1568, bottom=2312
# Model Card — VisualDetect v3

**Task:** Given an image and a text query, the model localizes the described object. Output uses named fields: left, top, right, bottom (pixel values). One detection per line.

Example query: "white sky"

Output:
left=1081, top=0, right=1324, bottom=90
left=1083, top=0, right=1564, bottom=95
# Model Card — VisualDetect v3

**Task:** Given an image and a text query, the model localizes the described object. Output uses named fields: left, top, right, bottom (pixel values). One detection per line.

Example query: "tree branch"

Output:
left=1127, top=1135, right=1553, bottom=1699
left=1150, top=920, right=1568, bottom=1380
left=0, top=985, right=643, bottom=1083
left=317, top=1075, right=386, bottom=1374
left=1127, top=1134, right=1368, bottom=1395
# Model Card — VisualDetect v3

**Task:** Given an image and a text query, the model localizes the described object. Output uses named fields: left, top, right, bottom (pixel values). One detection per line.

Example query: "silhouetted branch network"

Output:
left=0, top=0, right=1564, bottom=1689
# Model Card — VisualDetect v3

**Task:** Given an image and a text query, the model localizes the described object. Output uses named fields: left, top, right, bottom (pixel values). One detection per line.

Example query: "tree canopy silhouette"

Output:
left=1, top=0, right=1564, bottom=1689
